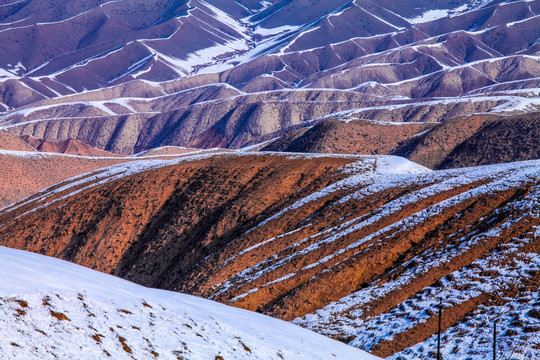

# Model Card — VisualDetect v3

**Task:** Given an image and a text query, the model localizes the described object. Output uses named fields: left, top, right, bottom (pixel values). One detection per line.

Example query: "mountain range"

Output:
left=0, top=0, right=539, bottom=157
left=0, top=0, right=539, bottom=359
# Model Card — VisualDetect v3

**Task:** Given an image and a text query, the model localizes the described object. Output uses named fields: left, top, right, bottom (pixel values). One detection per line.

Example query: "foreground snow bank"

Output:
left=0, top=246, right=379, bottom=360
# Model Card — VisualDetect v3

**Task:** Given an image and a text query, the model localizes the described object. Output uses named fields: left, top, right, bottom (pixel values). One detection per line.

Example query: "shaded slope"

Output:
left=261, top=112, right=540, bottom=170
left=5, top=85, right=539, bottom=155
left=394, top=112, right=540, bottom=169
left=439, top=111, right=540, bottom=168
left=392, top=113, right=501, bottom=169
left=0, top=152, right=360, bottom=280
left=0, top=153, right=537, bottom=358
left=261, top=119, right=437, bottom=155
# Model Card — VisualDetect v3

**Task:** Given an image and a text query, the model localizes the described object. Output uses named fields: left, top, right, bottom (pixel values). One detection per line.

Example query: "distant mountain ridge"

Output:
left=0, top=0, right=538, bottom=155
left=260, top=112, right=540, bottom=170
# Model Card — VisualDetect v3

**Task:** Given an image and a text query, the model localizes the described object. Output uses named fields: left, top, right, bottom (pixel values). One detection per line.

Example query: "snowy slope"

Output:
left=0, top=245, right=379, bottom=360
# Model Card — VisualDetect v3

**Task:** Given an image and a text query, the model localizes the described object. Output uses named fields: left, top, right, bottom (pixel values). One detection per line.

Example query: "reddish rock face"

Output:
left=391, top=114, right=499, bottom=169
left=0, top=152, right=537, bottom=358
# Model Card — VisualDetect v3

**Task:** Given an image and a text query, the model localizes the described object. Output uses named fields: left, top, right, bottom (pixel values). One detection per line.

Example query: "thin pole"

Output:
left=493, top=319, right=497, bottom=360
left=437, top=298, right=442, bottom=360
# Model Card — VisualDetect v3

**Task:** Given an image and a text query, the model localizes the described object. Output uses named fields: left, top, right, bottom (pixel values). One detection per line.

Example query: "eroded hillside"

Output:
left=262, top=112, right=540, bottom=170
left=0, top=152, right=537, bottom=358
left=0, top=150, right=128, bottom=208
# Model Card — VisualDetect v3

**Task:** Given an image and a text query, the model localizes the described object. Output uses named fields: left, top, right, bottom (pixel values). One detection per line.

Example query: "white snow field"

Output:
left=0, top=246, right=379, bottom=360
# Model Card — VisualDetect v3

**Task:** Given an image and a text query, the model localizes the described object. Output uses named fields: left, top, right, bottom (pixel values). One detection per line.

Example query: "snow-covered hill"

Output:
left=0, top=245, right=378, bottom=359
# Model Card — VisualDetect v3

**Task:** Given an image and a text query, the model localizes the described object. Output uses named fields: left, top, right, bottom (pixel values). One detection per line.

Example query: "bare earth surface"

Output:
left=261, top=119, right=437, bottom=156
left=0, top=151, right=128, bottom=208
left=0, top=1, right=538, bottom=154
left=0, top=130, right=35, bottom=152
left=20, top=135, right=120, bottom=157
left=261, top=112, right=540, bottom=170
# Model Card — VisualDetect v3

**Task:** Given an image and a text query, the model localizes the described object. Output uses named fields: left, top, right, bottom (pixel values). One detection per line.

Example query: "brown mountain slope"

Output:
left=0, top=151, right=129, bottom=208
left=1, top=0, right=538, bottom=98
left=0, top=153, right=537, bottom=359
left=392, top=114, right=501, bottom=168
left=394, top=112, right=540, bottom=169
left=260, top=112, right=540, bottom=170
left=0, top=153, right=358, bottom=277
left=20, top=135, right=119, bottom=157
left=261, top=119, right=437, bottom=155
left=0, top=148, right=226, bottom=208
left=0, top=129, right=35, bottom=152
left=438, top=112, right=540, bottom=169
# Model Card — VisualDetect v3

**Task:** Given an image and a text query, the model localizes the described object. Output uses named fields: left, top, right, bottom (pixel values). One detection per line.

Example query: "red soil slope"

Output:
left=261, top=119, right=436, bottom=155
left=0, top=151, right=128, bottom=208
left=0, top=130, right=35, bottom=152
left=0, top=152, right=537, bottom=358
left=20, top=135, right=119, bottom=157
